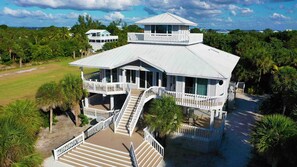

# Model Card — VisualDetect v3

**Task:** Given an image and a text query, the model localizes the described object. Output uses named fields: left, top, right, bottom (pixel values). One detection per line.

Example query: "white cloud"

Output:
left=270, top=13, right=290, bottom=20
left=2, top=7, right=88, bottom=20
left=104, top=12, right=125, bottom=21
left=3, top=7, right=54, bottom=19
left=229, top=5, right=253, bottom=16
left=12, top=0, right=141, bottom=11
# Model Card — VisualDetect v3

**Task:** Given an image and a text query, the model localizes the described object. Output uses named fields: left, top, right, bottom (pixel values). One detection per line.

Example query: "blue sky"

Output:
left=0, top=0, right=296, bottom=30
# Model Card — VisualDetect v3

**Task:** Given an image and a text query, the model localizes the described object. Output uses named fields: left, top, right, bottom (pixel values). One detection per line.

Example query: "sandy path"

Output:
left=213, top=93, right=263, bottom=167
left=162, top=93, right=263, bottom=167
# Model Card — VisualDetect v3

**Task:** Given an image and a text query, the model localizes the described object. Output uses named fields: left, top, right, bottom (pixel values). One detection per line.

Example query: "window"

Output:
left=151, top=25, right=156, bottom=33
left=196, top=78, right=208, bottom=96
left=126, top=70, right=136, bottom=83
left=105, top=70, right=111, bottom=82
left=112, top=69, right=118, bottom=82
left=168, top=25, right=172, bottom=34
left=185, top=77, right=195, bottom=94
left=162, top=73, right=167, bottom=87
left=156, top=25, right=167, bottom=33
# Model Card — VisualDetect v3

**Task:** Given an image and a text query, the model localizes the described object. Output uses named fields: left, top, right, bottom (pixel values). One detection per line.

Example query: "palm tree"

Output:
left=0, top=100, right=42, bottom=167
left=145, top=96, right=183, bottom=146
left=250, top=114, right=297, bottom=167
left=35, top=81, right=62, bottom=133
left=60, top=74, right=86, bottom=126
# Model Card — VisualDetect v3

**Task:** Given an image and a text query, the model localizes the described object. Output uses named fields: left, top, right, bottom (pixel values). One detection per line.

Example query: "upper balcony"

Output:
left=127, top=33, right=203, bottom=45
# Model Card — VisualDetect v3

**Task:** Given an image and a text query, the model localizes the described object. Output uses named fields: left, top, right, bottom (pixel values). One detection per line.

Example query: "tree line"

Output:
left=203, top=30, right=297, bottom=167
left=0, top=15, right=142, bottom=69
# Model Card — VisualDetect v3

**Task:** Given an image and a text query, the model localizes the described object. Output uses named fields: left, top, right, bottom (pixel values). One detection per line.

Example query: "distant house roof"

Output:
left=136, top=13, right=197, bottom=26
left=70, top=43, right=239, bottom=80
left=85, top=29, right=110, bottom=34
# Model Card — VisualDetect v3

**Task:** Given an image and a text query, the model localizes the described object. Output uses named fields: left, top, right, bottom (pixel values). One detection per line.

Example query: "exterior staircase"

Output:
left=58, top=142, right=132, bottom=167
left=116, top=90, right=143, bottom=136
left=135, top=141, right=163, bottom=167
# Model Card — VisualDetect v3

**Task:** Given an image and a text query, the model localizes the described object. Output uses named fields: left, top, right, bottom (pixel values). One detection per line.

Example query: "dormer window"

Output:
left=151, top=25, right=172, bottom=34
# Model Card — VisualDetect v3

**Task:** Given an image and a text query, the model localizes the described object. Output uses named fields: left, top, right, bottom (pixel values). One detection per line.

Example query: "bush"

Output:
left=78, top=114, right=89, bottom=127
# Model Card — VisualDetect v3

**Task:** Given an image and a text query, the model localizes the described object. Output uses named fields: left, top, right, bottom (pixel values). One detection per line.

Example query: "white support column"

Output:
left=84, top=97, right=89, bottom=108
left=102, top=69, right=106, bottom=83
left=110, top=95, right=114, bottom=110
left=80, top=67, right=84, bottom=80
left=210, top=110, right=215, bottom=129
left=158, top=72, right=162, bottom=87
left=122, top=69, right=126, bottom=83
left=110, top=69, right=113, bottom=83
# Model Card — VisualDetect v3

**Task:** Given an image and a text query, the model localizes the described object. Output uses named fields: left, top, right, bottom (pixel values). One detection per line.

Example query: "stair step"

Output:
left=59, top=157, right=85, bottom=167
left=83, top=142, right=129, bottom=156
left=80, top=144, right=129, bottom=158
left=67, top=152, right=113, bottom=167
left=61, top=154, right=98, bottom=167
left=138, top=144, right=155, bottom=165
left=71, top=149, right=131, bottom=167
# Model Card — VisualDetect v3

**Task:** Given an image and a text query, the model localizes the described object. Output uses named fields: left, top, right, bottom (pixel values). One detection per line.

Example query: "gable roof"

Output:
left=135, top=13, right=197, bottom=26
left=70, top=43, right=239, bottom=80
left=85, top=29, right=110, bottom=34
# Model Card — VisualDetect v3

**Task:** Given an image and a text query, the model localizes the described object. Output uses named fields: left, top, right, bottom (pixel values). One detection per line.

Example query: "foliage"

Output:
left=60, top=74, right=86, bottom=126
left=145, top=96, right=183, bottom=137
left=78, top=114, right=89, bottom=127
left=250, top=114, right=297, bottom=167
left=36, top=81, right=62, bottom=133
left=0, top=100, right=42, bottom=167
left=12, top=153, right=43, bottom=167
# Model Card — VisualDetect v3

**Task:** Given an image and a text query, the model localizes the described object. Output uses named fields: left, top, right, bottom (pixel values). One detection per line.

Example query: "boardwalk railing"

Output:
left=53, top=132, right=85, bottom=160
left=130, top=142, right=139, bottom=167
left=114, top=86, right=131, bottom=133
left=144, top=127, right=164, bottom=156
left=85, top=115, right=114, bottom=138
left=164, top=90, right=225, bottom=110
left=53, top=113, right=117, bottom=160
left=128, top=86, right=159, bottom=136
left=82, top=105, right=114, bottom=119
left=128, top=33, right=203, bottom=44
left=83, top=80, right=126, bottom=95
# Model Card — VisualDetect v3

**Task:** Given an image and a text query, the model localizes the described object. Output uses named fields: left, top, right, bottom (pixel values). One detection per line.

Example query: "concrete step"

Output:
left=135, top=141, right=163, bottom=167
left=58, top=142, right=132, bottom=167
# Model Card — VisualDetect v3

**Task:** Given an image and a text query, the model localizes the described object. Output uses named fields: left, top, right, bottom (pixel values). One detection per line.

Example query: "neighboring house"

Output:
left=53, top=13, right=239, bottom=166
left=86, top=29, right=118, bottom=51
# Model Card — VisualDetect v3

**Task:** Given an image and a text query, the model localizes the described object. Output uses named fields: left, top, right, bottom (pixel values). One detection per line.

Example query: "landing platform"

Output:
left=86, top=127, right=144, bottom=152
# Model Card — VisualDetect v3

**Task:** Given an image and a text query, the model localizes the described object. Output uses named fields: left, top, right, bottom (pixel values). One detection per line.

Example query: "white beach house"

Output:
left=53, top=13, right=239, bottom=167
left=86, top=29, right=118, bottom=51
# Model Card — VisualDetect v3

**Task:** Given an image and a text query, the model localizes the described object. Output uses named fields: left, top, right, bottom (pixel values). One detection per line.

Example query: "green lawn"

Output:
left=0, top=58, right=95, bottom=106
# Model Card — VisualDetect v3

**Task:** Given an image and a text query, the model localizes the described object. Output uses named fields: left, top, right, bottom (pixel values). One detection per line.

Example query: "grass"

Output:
left=0, top=58, right=96, bottom=106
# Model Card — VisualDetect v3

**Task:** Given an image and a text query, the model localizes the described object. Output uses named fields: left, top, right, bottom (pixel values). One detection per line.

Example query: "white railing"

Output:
left=164, top=90, right=225, bottom=110
left=130, top=142, right=139, bottom=167
left=53, top=132, right=84, bottom=160
left=83, top=80, right=126, bottom=94
left=114, top=86, right=131, bottom=133
left=83, top=107, right=114, bottom=119
left=174, top=122, right=225, bottom=141
left=128, top=33, right=203, bottom=44
left=128, top=86, right=160, bottom=136
left=144, top=127, right=164, bottom=156
left=85, top=115, right=114, bottom=138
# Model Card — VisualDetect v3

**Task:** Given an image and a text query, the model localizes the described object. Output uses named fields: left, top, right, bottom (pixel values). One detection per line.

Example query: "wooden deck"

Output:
left=86, top=127, right=144, bottom=153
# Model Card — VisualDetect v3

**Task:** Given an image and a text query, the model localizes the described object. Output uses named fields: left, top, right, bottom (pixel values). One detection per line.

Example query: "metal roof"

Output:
left=70, top=43, right=239, bottom=80
left=135, top=13, right=197, bottom=26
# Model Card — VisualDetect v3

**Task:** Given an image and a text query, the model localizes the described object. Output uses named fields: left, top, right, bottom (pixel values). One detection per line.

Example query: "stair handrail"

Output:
left=128, top=86, right=160, bottom=136
left=129, top=142, right=139, bottom=167
left=143, top=127, right=164, bottom=156
left=114, top=85, right=131, bottom=133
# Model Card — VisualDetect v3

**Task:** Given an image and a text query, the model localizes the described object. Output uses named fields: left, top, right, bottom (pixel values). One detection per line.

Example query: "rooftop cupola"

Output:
left=128, top=13, right=203, bottom=45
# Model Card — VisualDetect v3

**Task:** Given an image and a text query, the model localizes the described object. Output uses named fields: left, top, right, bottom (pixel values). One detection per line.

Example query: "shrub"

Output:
left=78, top=114, right=89, bottom=127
